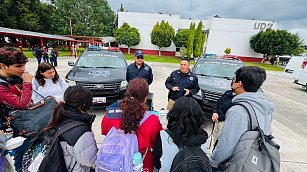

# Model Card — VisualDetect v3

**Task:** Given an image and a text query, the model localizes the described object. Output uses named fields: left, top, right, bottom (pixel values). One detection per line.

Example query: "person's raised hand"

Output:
left=21, top=72, right=33, bottom=83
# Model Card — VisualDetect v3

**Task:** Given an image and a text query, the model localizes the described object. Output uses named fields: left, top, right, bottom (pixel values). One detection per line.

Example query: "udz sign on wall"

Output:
left=254, top=22, right=274, bottom=30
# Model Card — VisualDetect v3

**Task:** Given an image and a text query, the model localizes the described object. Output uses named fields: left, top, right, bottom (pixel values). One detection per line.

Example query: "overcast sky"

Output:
left=107, top=0, right=307, bottom=44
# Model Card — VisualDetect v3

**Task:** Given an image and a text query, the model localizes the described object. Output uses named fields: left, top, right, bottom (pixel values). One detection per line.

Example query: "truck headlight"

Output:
left=65, top=79, right=76, bottom=86
left=120, top=80, right=128, bottom=90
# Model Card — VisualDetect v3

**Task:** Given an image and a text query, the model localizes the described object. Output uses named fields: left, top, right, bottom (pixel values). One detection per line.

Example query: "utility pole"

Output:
left=70, top=17, right=73, bottom=36
left=189, top=0, right=193, bottom=19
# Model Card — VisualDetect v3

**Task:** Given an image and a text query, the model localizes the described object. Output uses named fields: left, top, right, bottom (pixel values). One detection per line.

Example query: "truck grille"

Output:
left=76, top=82, right=120, bottom=90
left=202, top=90, right=223, bottom=102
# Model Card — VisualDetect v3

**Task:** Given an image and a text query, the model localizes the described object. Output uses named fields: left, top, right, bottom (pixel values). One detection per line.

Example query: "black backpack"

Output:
left=170, top=143, right=212, bottom=172
left=22, top=121, right=87, bottom=172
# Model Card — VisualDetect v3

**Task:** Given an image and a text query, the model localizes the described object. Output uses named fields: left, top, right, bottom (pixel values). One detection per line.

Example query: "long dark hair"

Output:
left=120, top=78, right=149, bottom=134
left=167, top=97, right=205, bottom=145
left=46, top=86, right=93, bottom=130
left=35, top=62, right=59, bottom=86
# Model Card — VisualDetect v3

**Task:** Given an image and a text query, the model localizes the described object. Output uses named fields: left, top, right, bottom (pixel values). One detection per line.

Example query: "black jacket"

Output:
left=126, top=63, right=153, bottom=85
left=212, top=90, right=236, bottom=121
left=58, top=106, right=96, bottom=146
left=165, top=70, right=200, bottom=101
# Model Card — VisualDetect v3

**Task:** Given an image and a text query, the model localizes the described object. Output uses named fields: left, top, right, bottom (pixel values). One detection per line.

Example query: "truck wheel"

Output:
left=306, top=84, right=307, bottom=91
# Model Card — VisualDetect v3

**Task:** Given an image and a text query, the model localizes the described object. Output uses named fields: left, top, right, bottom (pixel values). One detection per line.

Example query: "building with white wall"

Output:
left=118, top=12, right=276, bottom=62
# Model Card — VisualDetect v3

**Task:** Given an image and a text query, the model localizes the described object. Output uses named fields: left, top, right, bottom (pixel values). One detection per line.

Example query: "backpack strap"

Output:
left=32, top=80, right=45, bottom=99
left=235, top=102, right=259, bottom=130
left=140, top=111, right=153, bottom=126
left=56, top=121, right=88, bottom=137
left=0, top=82, right=11, bottom=119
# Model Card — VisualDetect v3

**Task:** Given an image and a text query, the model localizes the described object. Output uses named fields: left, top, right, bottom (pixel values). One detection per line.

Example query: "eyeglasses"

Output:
left=136, top=56, right=144, bottom=60
left=232, top=77, right=236, bottom=82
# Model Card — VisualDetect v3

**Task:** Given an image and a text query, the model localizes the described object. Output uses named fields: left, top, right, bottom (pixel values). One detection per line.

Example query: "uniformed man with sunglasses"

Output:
left=126, top=50, right=153, bottom=85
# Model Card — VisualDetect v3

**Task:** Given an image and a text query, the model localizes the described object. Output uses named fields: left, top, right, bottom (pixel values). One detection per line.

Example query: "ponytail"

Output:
left=120, top=96, right=147, bottom=134
left=119, top=78, right=149, bottom=134
left=44, top=102, right=65, bottom=131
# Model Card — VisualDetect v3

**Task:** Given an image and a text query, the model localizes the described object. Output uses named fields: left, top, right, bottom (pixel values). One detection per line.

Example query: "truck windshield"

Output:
left=76, top=53, right=127, bottom=68
left=194, top=61, right=243, bottom=79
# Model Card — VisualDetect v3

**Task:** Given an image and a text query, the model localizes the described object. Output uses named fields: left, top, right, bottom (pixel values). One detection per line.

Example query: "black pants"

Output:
left=50, top=56, right=55, bottom=66
left=36, top=56, right=42, bottom=65
left=54, top=56, right=58, bottom=67
left=43, top=55, right=49, bottom=63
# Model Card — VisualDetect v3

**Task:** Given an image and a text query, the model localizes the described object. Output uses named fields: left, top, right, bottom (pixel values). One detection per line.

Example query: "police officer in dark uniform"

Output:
left=165, top=58, right=200, bottom=110
left=126, top=50, right=153, bottom=85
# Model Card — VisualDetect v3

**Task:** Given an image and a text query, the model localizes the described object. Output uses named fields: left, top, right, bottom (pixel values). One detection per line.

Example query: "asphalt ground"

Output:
left=25, top=56, right=307, bottom=171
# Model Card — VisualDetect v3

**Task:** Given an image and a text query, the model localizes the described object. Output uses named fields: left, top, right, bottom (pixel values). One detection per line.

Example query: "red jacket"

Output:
left=0, top=82, right=32, bottom=111
left=101, top=113, right=162, bottom=172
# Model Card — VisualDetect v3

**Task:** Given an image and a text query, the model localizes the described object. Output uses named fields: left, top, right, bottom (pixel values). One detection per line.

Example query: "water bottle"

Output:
left=133, top=152, right=143, bottom=171
left=159, top=108, right=168, bottom=128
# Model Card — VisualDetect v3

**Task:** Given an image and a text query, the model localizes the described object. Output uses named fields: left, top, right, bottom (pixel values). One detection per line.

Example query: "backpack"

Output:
left=22, top=121, right=87, bottom=172
left=95, top=111, right=153, bottom=172
left=218, top=102, right=280, bottom=172
left=169, top=133, right=211, bottom=172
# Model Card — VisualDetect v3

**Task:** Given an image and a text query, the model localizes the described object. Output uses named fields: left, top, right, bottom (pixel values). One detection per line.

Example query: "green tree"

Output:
left=114, top=22, right=140, bottom=54
left=0, top=0, right=41, bottom=31
left=53, top=0, right=116, bottom=36
left=250, top=28, right=277, bottom=62
left=200, top=31, right=206, bottom=56
left=0, top=0, right=17, bottom=28
left=193, top=21, right=204, bottom=57
left=114, top=3, right=127, bottom=32
left=37, top=3, right=56, bottom=34
left=287, top=33, right=305, bottom=56
left=150, top=20, right=175, bottom=56
left=186, top=22, right=195, bottom=58
left=180, top=47, right=187, bottom=57
left=174, top=29, right=189, bottom=48
left=224, top=48, right=231, bottom=56
left=250, top=28, right=305, bottom=63
left=16, top=0, right=41, bottom=31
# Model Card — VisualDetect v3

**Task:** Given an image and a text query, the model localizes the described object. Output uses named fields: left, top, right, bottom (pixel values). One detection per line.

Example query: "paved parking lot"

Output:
left=26, top=56, right=307, bottom=171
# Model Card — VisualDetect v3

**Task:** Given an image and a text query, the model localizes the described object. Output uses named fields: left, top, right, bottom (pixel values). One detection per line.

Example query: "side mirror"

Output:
left=68, top=61, right=74, bottom=66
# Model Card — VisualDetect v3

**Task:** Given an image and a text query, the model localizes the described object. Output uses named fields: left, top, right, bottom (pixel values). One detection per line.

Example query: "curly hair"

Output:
left=167, top=97, right=205, bottom=145
left=0, top=47, right=28, bottom=66
left=35, top=62, right=59, bottom=86
left=120, top=78, right=149, bottom=134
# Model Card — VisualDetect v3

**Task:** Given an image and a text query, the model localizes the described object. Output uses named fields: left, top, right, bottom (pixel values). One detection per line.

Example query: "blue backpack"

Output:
left=96, top=112, right=152, bottom=172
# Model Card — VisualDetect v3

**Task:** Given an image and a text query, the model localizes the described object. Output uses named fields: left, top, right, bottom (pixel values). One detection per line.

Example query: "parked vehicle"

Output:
left=192, top=55, right=245, bottom=119
left=65, top=48, right=128, bottom=106
left=284, top=56, right=307, bottom=79
left=294, top=66, right=307, bottom=91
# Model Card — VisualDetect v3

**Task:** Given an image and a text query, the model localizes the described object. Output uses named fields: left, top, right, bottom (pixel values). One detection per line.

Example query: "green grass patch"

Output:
left=20, top=48, right=85, bottom=58
left=244, top=62, right=284, bottom=72
left=123, top=53, right=196, bottom=64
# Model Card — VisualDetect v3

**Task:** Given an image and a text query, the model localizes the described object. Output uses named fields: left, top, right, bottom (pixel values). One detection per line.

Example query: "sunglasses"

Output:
left=136, top=56, right=144, bottom=60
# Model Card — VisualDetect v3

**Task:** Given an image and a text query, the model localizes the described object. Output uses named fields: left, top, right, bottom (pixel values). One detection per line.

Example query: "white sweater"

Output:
left=32, top=77, right=68, bottom=103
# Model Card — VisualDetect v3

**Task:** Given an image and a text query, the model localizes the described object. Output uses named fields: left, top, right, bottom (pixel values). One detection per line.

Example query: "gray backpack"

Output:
left=218, top=102, right=280, bottom=172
